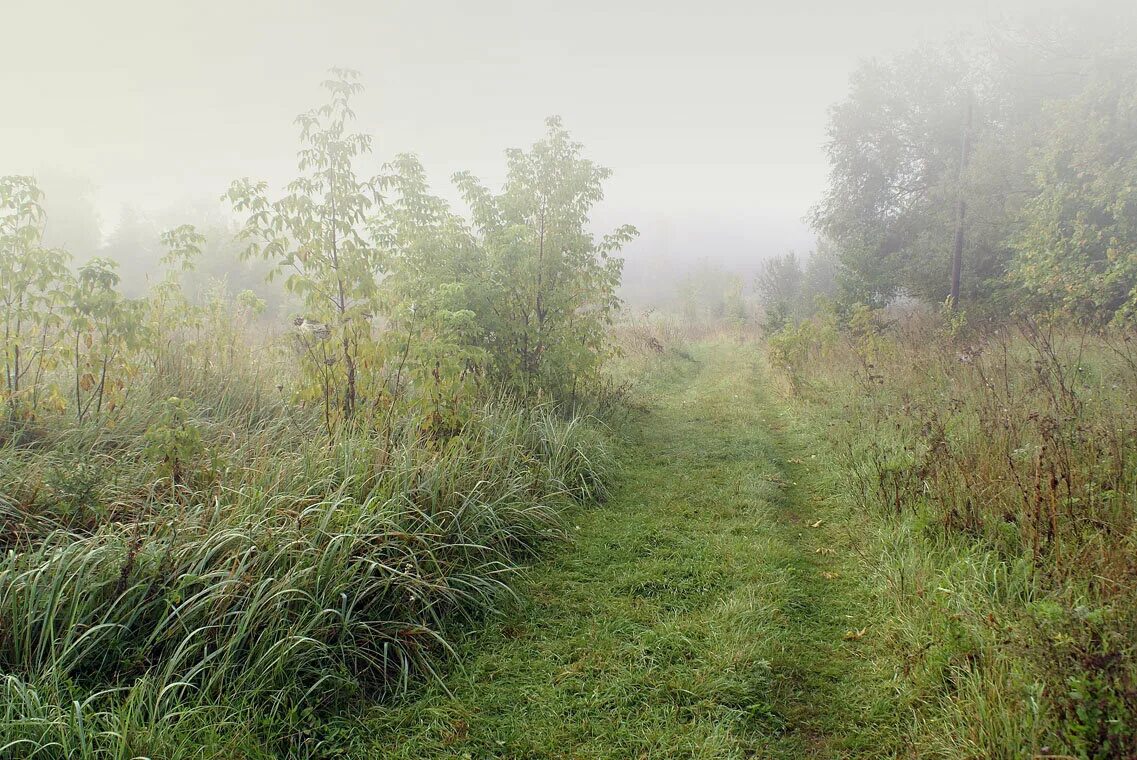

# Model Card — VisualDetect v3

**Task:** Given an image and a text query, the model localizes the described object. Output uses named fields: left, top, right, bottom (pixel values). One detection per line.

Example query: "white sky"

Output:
left=0, top=0, right=1113, bottom=290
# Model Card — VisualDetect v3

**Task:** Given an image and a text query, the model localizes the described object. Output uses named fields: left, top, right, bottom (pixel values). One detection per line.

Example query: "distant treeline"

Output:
left=768, top=17, right=1137, bottom=327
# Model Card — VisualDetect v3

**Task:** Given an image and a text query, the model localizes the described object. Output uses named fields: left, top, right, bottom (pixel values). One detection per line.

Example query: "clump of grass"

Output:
left=0, top=672, right=243, bottom=759
left=0, top=350, right=613, bottom=753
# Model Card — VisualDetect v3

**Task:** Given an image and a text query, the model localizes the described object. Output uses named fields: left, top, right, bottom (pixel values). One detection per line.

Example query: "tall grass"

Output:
left=0, top=340, right=613, bottom=755
left=768, top=308, right=1137, bottom=759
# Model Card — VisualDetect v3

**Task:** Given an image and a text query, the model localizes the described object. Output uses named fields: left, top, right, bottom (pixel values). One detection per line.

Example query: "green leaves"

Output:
left=812, top=46, right=978, bottom=306
left=814, top=27, right=1137, bottom=324
left=226, top=70, right=386, bottom=431
left=143, top=396, right=212, bottom=489
left=67, top=257, right=147, bottom=423
left=1011, top=59, right=1137, bottom=327
left=221, top=73, right=635, bottom=433
left=159, top=224, right=206, bottom=273
left=450, top=118, right=636, bottom=400
left=1, top=176, right=72, bottom=416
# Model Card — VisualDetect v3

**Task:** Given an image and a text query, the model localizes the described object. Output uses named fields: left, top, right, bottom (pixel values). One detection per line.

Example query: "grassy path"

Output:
left=350, top=341, right=874, bottom=758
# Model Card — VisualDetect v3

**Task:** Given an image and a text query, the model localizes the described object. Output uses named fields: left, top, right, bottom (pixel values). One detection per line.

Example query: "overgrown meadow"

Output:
left=4, top=13, right=1137, bottom=760
left=767, top=311, right=1137, bottom=758
left=752, top=23, right=1137, bottom=759
left=0, top=72, right=630, bottom=757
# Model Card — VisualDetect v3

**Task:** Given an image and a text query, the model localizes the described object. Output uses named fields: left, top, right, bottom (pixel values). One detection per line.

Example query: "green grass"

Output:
left=326, top=340, right=884, bottom=758
left=0, top=392, right=614, bottom=758
left=765, top=313, right=1137, bottom=758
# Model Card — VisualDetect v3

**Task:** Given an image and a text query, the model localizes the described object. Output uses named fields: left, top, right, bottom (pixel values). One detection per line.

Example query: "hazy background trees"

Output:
left=809, top=18, right=1137, bottom=326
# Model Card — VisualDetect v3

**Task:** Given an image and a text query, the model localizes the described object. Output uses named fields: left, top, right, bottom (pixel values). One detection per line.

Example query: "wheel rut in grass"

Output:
left=352, top=341, right=870, bottom=759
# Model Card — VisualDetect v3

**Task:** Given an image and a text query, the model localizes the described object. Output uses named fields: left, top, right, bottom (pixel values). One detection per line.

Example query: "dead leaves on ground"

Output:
left=803, top=518, right=857, bottom=638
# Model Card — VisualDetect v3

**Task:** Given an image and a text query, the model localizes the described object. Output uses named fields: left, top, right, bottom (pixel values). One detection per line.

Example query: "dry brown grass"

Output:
left=769, top=308, right=1137, bottom=758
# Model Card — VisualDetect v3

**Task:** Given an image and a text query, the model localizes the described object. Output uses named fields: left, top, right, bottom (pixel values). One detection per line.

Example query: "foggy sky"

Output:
left=1, top=0, right=1114, bottom=298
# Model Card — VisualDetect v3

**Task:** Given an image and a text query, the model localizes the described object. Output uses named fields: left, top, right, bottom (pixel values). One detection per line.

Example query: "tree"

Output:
left=0, top=176, right=70, bottom=419
left=454, top=117, right=635, bottom=400
left=677, top=260, right=741, bottom=324
left=801, top=239, right=839, bottom=309
left=179, top=222, right=283, bottom=313
left=812, top=19, right=1137, bottom=316
left=810, top=47, right=980, bottom=307
left=1012, top=56, right=1137, bottom=326
left=100, top=207, right=160, bottom=297
left=225, top=69, right=383, bottom=431
left=756, top=251, right=803, bottom=329
left=65, top=258, right=146, bottom=423
left=722, top=273, right=747, bottom=328
left=374, top=153, right=486, bottom=437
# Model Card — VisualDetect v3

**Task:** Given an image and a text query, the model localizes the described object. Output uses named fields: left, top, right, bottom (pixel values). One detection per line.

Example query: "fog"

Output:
left=6, top=4, right=1137, bottom=752
left=1, top=0, right=1124, bottom=302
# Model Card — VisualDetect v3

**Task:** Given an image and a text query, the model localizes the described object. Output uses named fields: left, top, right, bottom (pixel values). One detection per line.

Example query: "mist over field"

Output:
left=4, top=1, right=1137, bottom=757
left=7, top=0, right=1121, bottom=304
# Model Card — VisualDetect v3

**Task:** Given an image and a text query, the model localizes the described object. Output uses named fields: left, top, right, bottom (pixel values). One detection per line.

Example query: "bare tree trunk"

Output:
left=950, top=99, right=973, bottom=309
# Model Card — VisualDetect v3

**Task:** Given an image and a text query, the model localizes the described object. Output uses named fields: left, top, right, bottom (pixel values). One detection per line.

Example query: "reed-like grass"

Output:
left=0, top=349, right=613, bottom=755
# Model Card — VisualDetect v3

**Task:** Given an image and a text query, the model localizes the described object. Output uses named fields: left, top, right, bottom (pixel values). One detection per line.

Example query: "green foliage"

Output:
left=0, top=71, right=628, bottom=756
left=373, top=153, right=486, bottom=437
left=226, top=68, right=384, bottom=429
left=766, top=318, right=837, bottom=393
left=453, top=117, right=635, bottom=400
left=813, top=23, right=1137, bottom=321
left=158, top=223, right=206, bottom=273
left=355, top=342, right=875, bottom=758
left=801, top=240, right=839, bottom=310
left=2, top=179, right=186, bottom=428
left=143, top=396, right=211, bottom=489
left=223, top=75, right=633, bottom=430
left=1012, top=58, right=1137, bottom=326
left=0, top=176, right=70, bottom=420
left=756, top=252, right=803, bottom=330
left=65, top=258, right=147, bottom=423
left=756, top=245, right=839, bottom=331
left=721, top=273, right=747, bottom=328
left=812, top=46, right=976, bottom=306
left=0, top=396, right=611, bottom=754
left=770, top=312, right=1137, bottom=757
left=1031, top=601, right=1137, bottom=760
left=169, top=218, right=286, bottom=314
left=676, top=259, right=748, bottom=326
